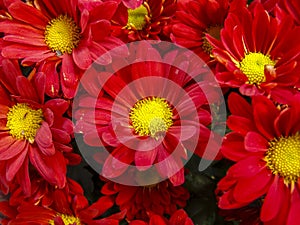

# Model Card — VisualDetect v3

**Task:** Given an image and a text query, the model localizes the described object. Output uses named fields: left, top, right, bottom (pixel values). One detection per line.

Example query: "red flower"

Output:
left=74, top=43, right=219, bottom=186
left=9, top=174, right=84, bottom=209
left=218, top=93, right=300, bottom=225
left=170, top=0, right=231, bottom=63
left=0, top=0, right=124, bottom=98
left=0, top=59, right=80, bottom=195
left=129, top=209, right=194, bottom=225
left=111, top=0, right=176, bottom=41
left=101, top=179, right=190, bottom=221
left=207, top=2, right=300, bottom=103
left=0, top=194, right=123, bottom=225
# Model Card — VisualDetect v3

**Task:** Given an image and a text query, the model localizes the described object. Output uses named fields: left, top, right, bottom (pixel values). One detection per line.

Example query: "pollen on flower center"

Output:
left=44, top=14, right=81, bottom=55
left=129, top=97, right=173, bottom=139
left=265, top=133, right=300, bottom=185
left=202, top=25, right=222, bottom=55
left=127, top=4, right=149, bottom=30
left=6, top=103, right=43, bottom=144
left=49, top=214, right=81, bottom=225
left=239, top=52, right=275, bottom=85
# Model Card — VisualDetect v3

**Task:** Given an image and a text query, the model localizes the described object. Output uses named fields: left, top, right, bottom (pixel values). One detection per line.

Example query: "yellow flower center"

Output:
left=129, top=97, right=173, bottom=139
left=239, top=52, right=275, bottom=85
left=6, top=103, right=43, bottom=144
left=127, top=4, right=149, bottom=30
left=202, top=25, right=222, bottom=55
left=49, top=214, right=81, bottom=225
left=265, top=133, right=300, bottom=185
left=44, top=14, right=81, bottom=55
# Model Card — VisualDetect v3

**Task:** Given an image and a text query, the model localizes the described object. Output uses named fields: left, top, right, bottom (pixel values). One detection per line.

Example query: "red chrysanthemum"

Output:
left=8, top=174, right=84, bottom=209
left=0, top=194, right=123, bottom=225
left=129, top=209, right=194, bottom=225
left=74, top=43, right=220, bottom=186
left=101, top=178, right=190, bottom=221
left=111, top=0, right=176, bottom=41
left=217, top=93, right=300, bottom=225
left=170, top=0, right=231, bottom=63
left=0, top=59, right=80, bottom=196
left=0, top=0, right=125, bottom=98
left=207, top=2, right=300, bottom=103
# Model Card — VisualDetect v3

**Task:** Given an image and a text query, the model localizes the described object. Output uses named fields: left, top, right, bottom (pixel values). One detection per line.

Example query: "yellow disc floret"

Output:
left=239, top=52, right=275, bottom=85
left=6, top=103, right=44, bottom=144
left=129, top=97, right=173, bottom=139
left=127, top=4, right=149, bottom=30
left=265, top=133, right=300, bottom=185
left=49, top=214, right=81, bottom=225
left=44, top=14, right=81, bottom=55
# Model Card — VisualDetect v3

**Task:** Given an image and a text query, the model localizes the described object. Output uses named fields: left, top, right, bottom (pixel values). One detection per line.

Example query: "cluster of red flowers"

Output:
left=0, top=0, right=299, bottom=224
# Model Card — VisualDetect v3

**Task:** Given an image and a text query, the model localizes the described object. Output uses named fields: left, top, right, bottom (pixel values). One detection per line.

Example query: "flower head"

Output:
left=207, top=2, right=300, bottom=103
left=0, top=59, right=80, bottom=195
left=0, top=0, right=125, bottom=98
left=74, top=42, right=220, bottom=186
left=218, top=93, right=300, bottom=225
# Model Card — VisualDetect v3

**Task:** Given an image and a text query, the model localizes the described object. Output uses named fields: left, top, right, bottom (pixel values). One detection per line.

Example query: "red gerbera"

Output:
left=170, top=0, right=231, bottom=63
left=74, top=42, right=221, bottom=186
left=207, top=2, right=300, bottom=103
left=217, top=93, right=300, bottom=225
left=0, top=0, right=125, bottom=98
left=101, top=178, right=190, bottom=221
left=129, top=209, right=194, bottom=225
left=111, top=0, right=176, bottom=41
left=0, top=59, right=80, bottom=196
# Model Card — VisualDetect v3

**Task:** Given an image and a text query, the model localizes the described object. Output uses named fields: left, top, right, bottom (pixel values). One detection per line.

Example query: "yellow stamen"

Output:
left=265, top=133, right=300, bottom=185
left=6, top=103, right=43, bottom=144
left=129, top=97, right=173, bottom=139
left=239, top=52, right=275, bottom=85
left=49, top=214, right=81, bottom=225
left=44, top=15, right=81, bottom=55
left=202, top=25, right=222, bottom=55
left=127, top=4, right=149, bottom=30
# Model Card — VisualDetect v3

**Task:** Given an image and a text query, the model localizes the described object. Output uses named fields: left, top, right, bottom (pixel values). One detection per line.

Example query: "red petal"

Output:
left=244, top=131, right=268, bottom=152
left=252, top=96, right=279, bottom=140
left=287, top=189, right=300, bottom=225
left=8, top=2, right=49, bottom=29
left=35, top=121, right=55, bottom=156
left=29, top=146, right=66, bottom=188
left=261, top=176, right=286, bottom=222
left=0, top=138, right=26, bottom=160
left=6, top=146, right=27, bottom=181
left=233, top=169, right=272, bottom=203
left=16, top=76, right=39, bottom=102
left=221, top=132, right=248, bottom=161
left=149, top=215, right=166, bottom=225
left=228, top=92, right=253, bottom=118
left=227, top=156, right=265, bottom=178
left=60, top=54, right=79, bottom=99
left=102, top=145, right=135, bottom=178
left=135, top=148, right=157, bottom=170
left=72, top=43, right=93, bottom=70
